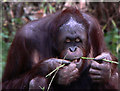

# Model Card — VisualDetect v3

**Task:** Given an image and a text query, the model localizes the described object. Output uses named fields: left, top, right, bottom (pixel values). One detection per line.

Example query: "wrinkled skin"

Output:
left=29, top=77, right=48, bottom=90
left=29, top=59, right=80, bottom=89
left=57, top=63, right=79, bottom=85
left=89, top=52, right=118, bottom=89
left=89, top=52, right=112, bottom=83
left=29, top=52, right=115, bottom=89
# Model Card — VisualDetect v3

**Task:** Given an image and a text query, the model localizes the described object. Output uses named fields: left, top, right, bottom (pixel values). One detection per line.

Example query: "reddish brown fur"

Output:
left=2, top=7, right=118, bottom=90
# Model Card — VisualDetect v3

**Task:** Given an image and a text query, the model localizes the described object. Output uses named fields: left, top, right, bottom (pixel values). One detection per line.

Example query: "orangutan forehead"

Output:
left=60, top=17, right=85, bottom=30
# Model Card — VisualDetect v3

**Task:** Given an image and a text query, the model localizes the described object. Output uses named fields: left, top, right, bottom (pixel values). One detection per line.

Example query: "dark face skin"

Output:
left=58, top=17, right=87, bottom=61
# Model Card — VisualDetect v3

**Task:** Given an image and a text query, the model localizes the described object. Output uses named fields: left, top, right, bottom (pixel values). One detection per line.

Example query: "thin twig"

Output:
left=46, top=64, right=65, bottom=78
left=47, top=69, right=59, bottom=91
left=63, top=52, right=68, bottom=59
left=80, top=57, right=119, bottom=64
left=46, top=53, right=68, bottom=91
left=39, top=86, right=45, bottom=91
left=80, top=57, right=95, bottom=60
left=102, top=59, right=119, bottom=64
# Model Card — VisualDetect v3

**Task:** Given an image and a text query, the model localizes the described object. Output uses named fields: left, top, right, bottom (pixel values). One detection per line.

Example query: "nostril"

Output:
left=69, top=46, right=77, bottom=52
left=74, top=47, right=77, bottom=51
left=69, top=47, right=73, bottom=52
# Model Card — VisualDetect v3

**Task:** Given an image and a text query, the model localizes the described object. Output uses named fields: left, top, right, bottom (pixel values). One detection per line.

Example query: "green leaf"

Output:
left=116, top=44, right=120, bottom=53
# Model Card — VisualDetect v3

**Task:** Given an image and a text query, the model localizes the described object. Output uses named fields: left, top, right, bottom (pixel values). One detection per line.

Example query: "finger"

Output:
left=90, top=75, right=102, bottom=80
left=91, top=61, right=102, bottom=70
left=89, top=68, right=101, bottom=75
left=94, top=52, right=112, bottom=61
left=100, top=63, right=111, bottom=71
left=90, top=74, right=103, bottom=83
left=54, top=59, right=71, bottom=64
left=68, top=63, right=77, bottom=71
left=61, top=60, right=71, bottom=65
left=91, top=61, right=111, bottom=71
left=69, top=69, right=79, bottom=83
left=76, top=59, right=83, bottom=69
left=94, top=54, right=105, bottom=61
left=70, top=68, right=79, bottom=76
left=56, top=59, right=70, bottom=64
left=69, top=75, right=78, bottom=83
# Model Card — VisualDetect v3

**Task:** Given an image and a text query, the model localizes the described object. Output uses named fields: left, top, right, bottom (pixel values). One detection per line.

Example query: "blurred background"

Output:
left=0, top=2, right=120, bottom=81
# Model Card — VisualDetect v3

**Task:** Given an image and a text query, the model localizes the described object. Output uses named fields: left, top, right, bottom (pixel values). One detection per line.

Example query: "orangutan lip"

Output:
left=76, top=59, right=83, bottom=69
left=77, top=58, right=80, bottom=62
left=73, top=58, right=80, bottom=63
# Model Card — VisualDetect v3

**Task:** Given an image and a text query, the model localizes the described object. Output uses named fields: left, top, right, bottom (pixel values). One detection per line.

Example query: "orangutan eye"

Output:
left=75, top=38, right=81, bottom=43
left=65, top=38, right=71, bottom=43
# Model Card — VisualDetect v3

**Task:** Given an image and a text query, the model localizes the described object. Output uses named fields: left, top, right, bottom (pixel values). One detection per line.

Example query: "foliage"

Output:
left=1, top=17, right=24, bottom=80
left=40, top=2, right=56, bottom=14
left=1, top=27, right=14, bottom=79
left=104, top=20, right=120, bottom=68
left=0, top=36, right=2, bottom=81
